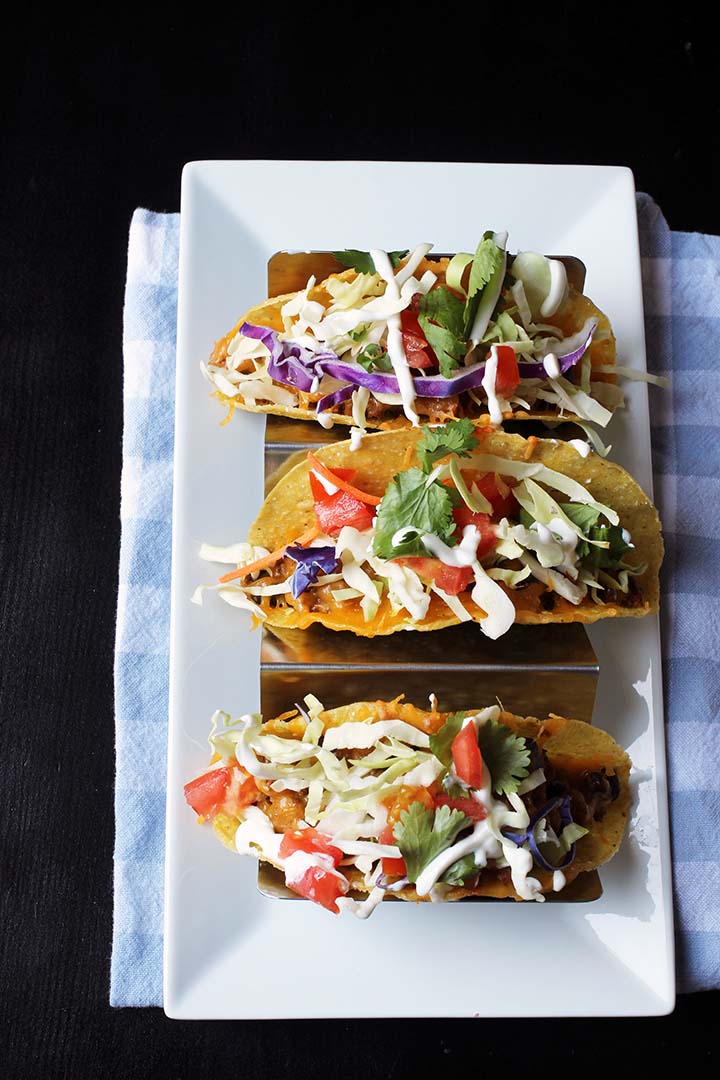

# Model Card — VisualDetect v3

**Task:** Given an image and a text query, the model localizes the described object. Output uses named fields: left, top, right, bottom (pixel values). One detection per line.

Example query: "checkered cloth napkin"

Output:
left=110, top=198, right=720, bottom=1006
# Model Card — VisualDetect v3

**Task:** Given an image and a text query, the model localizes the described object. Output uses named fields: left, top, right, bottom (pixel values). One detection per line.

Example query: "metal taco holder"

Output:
left=257, top=250, right=602, bottom=903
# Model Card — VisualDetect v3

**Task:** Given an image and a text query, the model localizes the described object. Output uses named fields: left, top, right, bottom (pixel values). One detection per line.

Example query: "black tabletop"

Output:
left=2, top=12, right=718, bottom=1078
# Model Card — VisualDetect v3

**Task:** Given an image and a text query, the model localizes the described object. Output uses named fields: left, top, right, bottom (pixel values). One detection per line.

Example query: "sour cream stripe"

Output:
left=371, top=248, right=419, bottom=426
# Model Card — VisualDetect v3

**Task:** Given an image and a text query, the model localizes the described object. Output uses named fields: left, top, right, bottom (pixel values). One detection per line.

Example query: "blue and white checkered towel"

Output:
left=111, top=197, right=720, bottom=1006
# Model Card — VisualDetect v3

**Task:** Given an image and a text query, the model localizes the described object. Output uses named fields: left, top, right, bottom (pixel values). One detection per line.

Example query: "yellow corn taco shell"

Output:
left=247, top=428, right=662, bottom=635
left=207, top=257, right=617, bottom=430
left=210, top=699, right=631, bottom=903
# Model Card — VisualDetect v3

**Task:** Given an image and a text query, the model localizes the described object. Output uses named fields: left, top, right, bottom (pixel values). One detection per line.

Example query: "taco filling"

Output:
left=202, top=238, right=636, bottom=432
left=184, top=698, right=631, bottom=917
left=194, top=423, right=660, bottom=639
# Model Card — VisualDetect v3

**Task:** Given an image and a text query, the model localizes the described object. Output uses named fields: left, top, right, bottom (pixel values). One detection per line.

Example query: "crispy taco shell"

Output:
left=212, top=699, right=631, bottom=902
left=209, top=258, right=617, bottom=429
left=247, top=428, right=662, bottom=634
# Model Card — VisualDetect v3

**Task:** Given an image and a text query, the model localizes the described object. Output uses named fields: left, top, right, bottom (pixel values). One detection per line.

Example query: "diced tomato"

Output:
left=279, top=826, right=343, bottom=866
left=289, top=865, right=348, bottom=914
left=459, top=470, right=518, bottom=521
left=309, top=465, right=375, bottom=536
left=400, top=307, right=436, bottom=369
left=307, top=467, right=357, bottom=504
left=435, top=794, right=487, bottom=821
left=379, top=824, right=407, bottom=877
left=451, top=723, right=484, bottom=789
left=313, top=490, right=374, bottom=536
left=450, top=508, right=498, bottom=560
left=184, top=765, right=257, bottom=819
left=494, top=344, right=520, bottom=397
left=393, top=556, right=474, bottom=596
left=184, top=767, right=231, bottom=817
left=224, top=771, right=259, bottom=816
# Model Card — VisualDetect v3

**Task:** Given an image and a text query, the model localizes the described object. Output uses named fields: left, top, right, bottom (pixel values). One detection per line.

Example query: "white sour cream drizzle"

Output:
left=421, top=525, right=480, bottom=567
left=412, top=708, right=545, bottom=901
left=542, top=352, right=561, bottom=380
left=481, top=345, right=504, bottom=425
left=568, top=438, right=591, bottom=458
left=349, top=427, right=364, bottom=451
left=371, top=247, right=429, bottom=426
left=220, top=701, right=571, bottom=919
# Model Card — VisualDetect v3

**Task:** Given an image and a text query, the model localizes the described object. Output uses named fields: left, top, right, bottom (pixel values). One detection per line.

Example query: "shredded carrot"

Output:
left=217, top=524, right=320, bottom=584
left=523, top=435, right=539, bottom=461
left=307, top=452, right=381, bottom=505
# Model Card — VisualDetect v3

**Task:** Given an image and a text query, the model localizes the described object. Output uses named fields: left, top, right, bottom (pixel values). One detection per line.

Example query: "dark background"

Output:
left=1, top=10, right=718, bottom=1078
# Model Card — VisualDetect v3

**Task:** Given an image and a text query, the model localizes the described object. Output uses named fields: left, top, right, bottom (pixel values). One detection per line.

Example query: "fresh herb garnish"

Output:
left=372, top=467, right=455, bottom=558
left=429, top=712, right=466, bottom=767
left=418, top=286, right=467, bottom=376
left=559, top=503, right=602, bottom=532
left=578, top=524, right=633, bottom=568
left=372, top=421, right=480, bottom=559
left=332, top=249, right=409, bottom=275
left=476, top=717, right=530, bottom=797
left=463, top=232, right=504, bottom=338
left=519, top=501, right=633, bottom=571
left=393, top=802, right=470, bottom=883
left=416, top=418, right=479, bottom=473
left=357, top=343, right=393, bottom=372
left=441, top=778, right=470, bottom=800
left=441, top=853, right=481, bottom=886
left=430, top=711, right=529, bottom=797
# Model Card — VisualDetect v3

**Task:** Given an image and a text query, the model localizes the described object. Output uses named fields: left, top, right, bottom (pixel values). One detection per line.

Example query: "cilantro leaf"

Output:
left=416, top=419, right=480, bottom=474
left=464, top=232, right=504, bottom=338
left=441, top=778, right=470, bottom=800
left=429, top=712, right=465, bottom=766
left=373, top=467, right=455, bottom=559
left=393, top=803, right=470, bottom=883
left=419, top=285, right=466, bottom=338
left=418, top=286, right=467, bottom=375
left=348, top=324, right=369, bottom=342
left=332, top=249, right=409, bottom=274
left=580, top=523, right=633, bottom=570
left=418, top=321, right=466, bottom=376
left=559, top=503, right=602, bottom=533
left=441, top=853, right=481, bottom=886
left=477, top=717, right=530, bottom=797
left=357, top=344, right=393, bottom=372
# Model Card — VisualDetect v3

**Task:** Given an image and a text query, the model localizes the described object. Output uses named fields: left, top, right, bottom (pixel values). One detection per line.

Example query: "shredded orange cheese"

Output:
left=523, top=436, right=539, bottom=461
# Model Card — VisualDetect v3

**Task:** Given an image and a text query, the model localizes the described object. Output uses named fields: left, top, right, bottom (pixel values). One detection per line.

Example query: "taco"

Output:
left=202, top=238, right=623, bottom=433
left=194, top=422, right=662, bottom=640
left=184, top=697, right=631, bottom=916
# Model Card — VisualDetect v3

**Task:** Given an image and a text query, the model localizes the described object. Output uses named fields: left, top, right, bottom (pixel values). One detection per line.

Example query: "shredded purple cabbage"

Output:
left=238, top=318, right=598, bottom=409
left=501, top=795, right=578, bottom=872
left=285, top=544, right=339, bottom=598
left=375, top=873, right=410, bottom=892
left=316, top=384, right=355, bottom=412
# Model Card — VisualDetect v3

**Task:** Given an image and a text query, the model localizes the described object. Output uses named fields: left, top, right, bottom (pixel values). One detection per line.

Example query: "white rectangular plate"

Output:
left=164, top=161, right=675, bottom=1018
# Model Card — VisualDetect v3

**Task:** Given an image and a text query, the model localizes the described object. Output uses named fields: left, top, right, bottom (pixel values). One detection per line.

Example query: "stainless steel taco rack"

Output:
left=256, top=250, right=602, bottom=904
